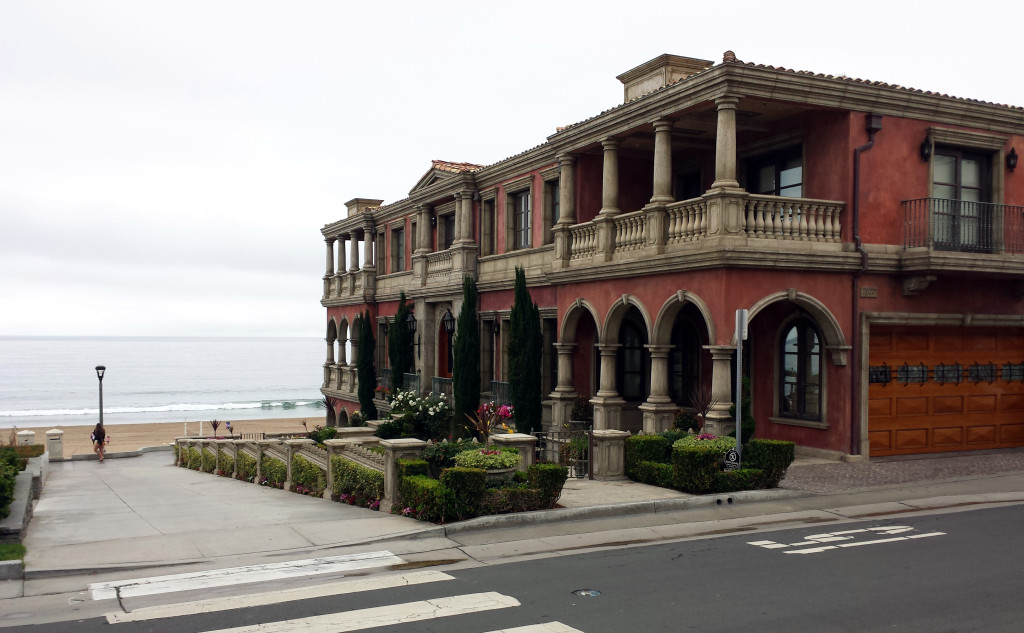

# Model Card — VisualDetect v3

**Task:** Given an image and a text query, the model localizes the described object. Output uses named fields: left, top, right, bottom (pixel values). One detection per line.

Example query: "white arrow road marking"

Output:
left=749, top=526, right=946, bottom=554
left=482, top=624, right=585, bottom=633
left=105, top=570, right=454, bottom=624
left=195, top=592, right=519, bottom=633
left=90, top=550, right=404, bottom=600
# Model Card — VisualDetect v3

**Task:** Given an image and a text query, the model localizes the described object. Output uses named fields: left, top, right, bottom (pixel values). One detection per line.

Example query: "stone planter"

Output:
left=485, top=467, right=516, bottom=485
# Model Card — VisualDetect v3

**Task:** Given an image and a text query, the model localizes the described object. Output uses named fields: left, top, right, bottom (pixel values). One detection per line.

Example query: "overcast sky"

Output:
left=2, top=0, right=1022, bottom=338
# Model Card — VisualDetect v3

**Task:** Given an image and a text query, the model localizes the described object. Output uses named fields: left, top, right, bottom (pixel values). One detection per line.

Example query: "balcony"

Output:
left=902, top=198, right=1024, bottom=277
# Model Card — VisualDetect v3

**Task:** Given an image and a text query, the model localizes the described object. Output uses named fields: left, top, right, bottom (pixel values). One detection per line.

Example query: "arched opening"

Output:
left=616, top=307, right=650, bottom=403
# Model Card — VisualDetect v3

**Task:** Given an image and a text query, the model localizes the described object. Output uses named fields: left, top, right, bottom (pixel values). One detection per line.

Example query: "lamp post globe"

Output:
left=95, top=365, right=106, bottom=426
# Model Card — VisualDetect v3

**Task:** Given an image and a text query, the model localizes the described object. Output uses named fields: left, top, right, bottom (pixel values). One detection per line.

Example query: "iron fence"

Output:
left=903, top=197, right=1024, bottom=254
left=432, top=376, right=453, bottom=400
left=490, top=380, right=512, bottom=405
left=532, top=428, right=593, bottom=479
left=404, top=373, right=421, bottom=395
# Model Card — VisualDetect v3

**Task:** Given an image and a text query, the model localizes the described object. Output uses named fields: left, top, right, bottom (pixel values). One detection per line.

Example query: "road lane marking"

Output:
left=194, top=591, right=519, bottom=633
left=105, top=570, right=454, bottom=624
left=748, top=526, right=946, bottom=554
left=90, top=550, right=403, bottom=600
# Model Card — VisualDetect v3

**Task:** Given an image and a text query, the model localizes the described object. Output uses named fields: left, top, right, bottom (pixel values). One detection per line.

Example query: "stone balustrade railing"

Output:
left=743, top=194, right=843, bottom=242
left=569, top=222, right=598, bottom=259
left=666, top=197, right=708, bottom=243
left=613, top=210, right=646, bottom=252
left=426, top=250, right=453, bottom=278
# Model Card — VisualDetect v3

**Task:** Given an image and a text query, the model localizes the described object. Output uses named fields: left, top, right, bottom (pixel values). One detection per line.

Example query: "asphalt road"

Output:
left=9, top=504, right=1023, bottom=633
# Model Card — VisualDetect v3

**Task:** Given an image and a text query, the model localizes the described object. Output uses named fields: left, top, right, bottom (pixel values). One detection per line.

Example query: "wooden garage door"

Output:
left=868, top=326, right=1024, bottom=456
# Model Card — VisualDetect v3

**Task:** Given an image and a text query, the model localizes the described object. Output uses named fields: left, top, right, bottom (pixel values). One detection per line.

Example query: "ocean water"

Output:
left=0, top=336, right=326, bottom=429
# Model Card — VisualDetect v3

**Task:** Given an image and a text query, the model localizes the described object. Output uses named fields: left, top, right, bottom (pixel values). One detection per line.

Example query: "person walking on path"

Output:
left=91, top=422, right=106, bottom=462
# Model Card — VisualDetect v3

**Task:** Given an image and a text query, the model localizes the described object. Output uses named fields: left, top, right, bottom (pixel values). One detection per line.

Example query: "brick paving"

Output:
left=780, top=449, right=1024, bottom=494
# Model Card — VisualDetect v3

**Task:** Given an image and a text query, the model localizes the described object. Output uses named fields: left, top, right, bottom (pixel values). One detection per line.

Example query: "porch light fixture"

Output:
left=430, top=211, right=437, bottom=228
left=405, top=311, right=420, bottom=359
left=1008, top=148, right=1018, bottom=172
left=443, top=310, right=456, bottom=335
left=919, top=134, right=932, bottom=162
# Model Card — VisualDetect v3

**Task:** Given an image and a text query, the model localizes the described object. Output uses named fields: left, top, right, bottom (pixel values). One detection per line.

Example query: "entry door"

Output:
left=932, top=149, right=990, bottom=252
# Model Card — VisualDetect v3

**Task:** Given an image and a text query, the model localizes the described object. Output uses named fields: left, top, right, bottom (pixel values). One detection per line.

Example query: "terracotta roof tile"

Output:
left=431, top=159, right=484, bottom=173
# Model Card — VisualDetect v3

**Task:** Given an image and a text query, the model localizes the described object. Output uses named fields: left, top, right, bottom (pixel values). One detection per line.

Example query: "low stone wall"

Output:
left=1, top=453, right=49, bottom=545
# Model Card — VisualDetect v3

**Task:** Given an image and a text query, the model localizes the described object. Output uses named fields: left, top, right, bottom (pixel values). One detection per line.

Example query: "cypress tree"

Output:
left=453, top=276, right=480, bottom=434
left=387, top=291, right=414, bottom=393
left=508, top=267, right=543, bottom=434
left=357, top=310, right=377, bottom=419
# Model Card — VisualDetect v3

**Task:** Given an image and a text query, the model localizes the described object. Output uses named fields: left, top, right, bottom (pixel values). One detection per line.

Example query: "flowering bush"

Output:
left=453, top=447, right=520, bottom=470
left=465, top=401, right=515, bottom=441
left=388, top=389, right=452, bottom=441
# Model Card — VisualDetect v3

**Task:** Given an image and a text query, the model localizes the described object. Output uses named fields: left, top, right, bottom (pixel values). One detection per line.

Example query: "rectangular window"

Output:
left=513, top=191, right=531, bottom=249
left=932, top=148, right=991, bottom=252
left=442, top=214, right=456, bottom=250
left=390, top=228, right=405, bottom=273
left=481, top=199, right=496, bottom=256
left=542, top=180, right=559, bottom=245
left=748, top=149, right=803, bottom=198
left=410, top=220, right=417, bottom=252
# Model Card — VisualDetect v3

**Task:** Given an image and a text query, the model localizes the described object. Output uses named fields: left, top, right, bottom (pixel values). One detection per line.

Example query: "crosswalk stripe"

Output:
left=194, top=591, right=519, bottom=633
left=481, top=623, right=585, bottom=633
left=105, top=570, right=454, bottom=624
left=90, top=550, right=403, bottom=600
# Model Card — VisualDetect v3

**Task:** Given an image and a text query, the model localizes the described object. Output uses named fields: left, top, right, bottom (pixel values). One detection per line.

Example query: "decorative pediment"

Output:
left=409, top=160, right=483, bottom=195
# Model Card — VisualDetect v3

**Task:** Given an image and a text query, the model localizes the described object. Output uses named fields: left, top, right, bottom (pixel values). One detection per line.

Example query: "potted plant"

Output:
left=560, top=435, right=589, bottom=479
left=453, top=447, right=521, bottom=483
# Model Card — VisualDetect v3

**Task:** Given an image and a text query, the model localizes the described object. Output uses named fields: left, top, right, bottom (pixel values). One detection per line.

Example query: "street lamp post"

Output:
left=95, top=365, right=106, bottom=426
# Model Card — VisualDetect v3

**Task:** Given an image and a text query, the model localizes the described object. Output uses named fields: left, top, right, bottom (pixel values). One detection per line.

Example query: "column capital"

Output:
left=558, top=153, right=576, bottom=166
left=555, top=342, right=577, bottom=353
left=703, top=344, right=737, bottom=359
left=596, top=343, right=622, bottom=354
left=601, top=137, right=620, bottom=151
left=652, top=118, right=674, bottom=132
left=325, top=236, right=336, bottom=244
left=644, top=344, right=673, bottom=356
left=714, top=95, right=740, bottom=109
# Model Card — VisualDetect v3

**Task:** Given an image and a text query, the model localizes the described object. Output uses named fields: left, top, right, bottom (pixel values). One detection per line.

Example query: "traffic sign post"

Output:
left=734, top=309, right=748, bottom=466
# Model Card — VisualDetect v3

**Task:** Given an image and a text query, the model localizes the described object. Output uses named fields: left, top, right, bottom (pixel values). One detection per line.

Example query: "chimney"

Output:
left=616, top=54, right=714, bottom=103
left=344, top=198, right=385, bottom=217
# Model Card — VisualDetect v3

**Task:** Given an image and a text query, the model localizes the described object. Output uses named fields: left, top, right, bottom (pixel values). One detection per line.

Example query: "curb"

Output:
left=440, top=488, right=807, bottom=536
left=53, top=445, right=172, bottom=463
left=0, top=560, right=23, bottom=581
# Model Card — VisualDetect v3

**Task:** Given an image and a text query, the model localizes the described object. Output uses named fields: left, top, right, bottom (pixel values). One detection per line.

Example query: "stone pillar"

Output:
left=557, top=154, right=576, bottom=225
left=455, top=191, right=475, bottom=245
left=380, top=438, right=427, bottom=514
left=348, top=233, right=360, bottom=272
left=16, top=430, right=35, bottom=446
left=549, top=343, right=577, bottom=430
left=416, top=205, right=432, bottom=254
left=599, top=138, right=620, bottom=216
left=362, top=229, right=374, bottom=269
left=228, top=441, right=240, bottom=479
left=324, top=237, right=335, bottom=298
left=283, top=439, right=314, bottom=491
left=704, top=345, right=737, bottom=435
left=46, top=429, right=64, bottom=460
left=650, top=119, right=674, bottom=204
left=490, top=433, right=538, bottom=471
left=711, top=96, right=741, bottom=190
left=592, top=343, right=623, bottom=430
left=592, top=429, right=630, bottom=481
left=639, top=344, right=677, bottom=432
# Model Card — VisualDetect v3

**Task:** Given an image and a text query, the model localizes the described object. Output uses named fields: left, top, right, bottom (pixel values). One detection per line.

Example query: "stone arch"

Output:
left=601, top=294, right=653, bottom=344
left=747, top=290, right=849, bottom=366
left=559, top=298, right=601, bottom=343
left=326, top=318, right=338, bottom=344
left=651, top=290, right=716, bottom=346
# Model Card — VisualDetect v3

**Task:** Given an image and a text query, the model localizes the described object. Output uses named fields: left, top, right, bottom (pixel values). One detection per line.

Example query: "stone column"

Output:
left=324, top=237, right=335, bottom=298
left=348, top=233, right=360, bottom=271
left=704, top=345, right=737, bottom=435
left=490, top=433, right=538, bottom=471
left=592, top=429, right=630, bottom=481
left=415, top=205, right=432, bottom=254
left=549, top=343, right=577, bottom=432
left=592, top=343, right=623, bottom=430
left=650, top=119, right=674, bottom=204
left=639, top=344, right=676, bottom=432
left=599, top=139, right=620, bottom=216
left=283, top=439, right=314, bottom=491
left=711, top=96, right=741, bottom=190
left=557, top=155, right=576, bottom=225
left=362, top=229, right=374, bottom=269
left=379, top=438, right=427, bottom=514
left=454, top=191, right=475, bottom=245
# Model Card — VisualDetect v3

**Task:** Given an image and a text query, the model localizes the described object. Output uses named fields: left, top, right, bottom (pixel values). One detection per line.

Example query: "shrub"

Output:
left=439, top=467, right=487, bottom=520
left=635, top=461, right=675, bottom=488
left=389, top=390, right=453, bottom=441
left=570, top=395, right=593, bottom=423
left=0, top=460, right=16, bottom=519
left=374, top=419, right=404, bottom=440
left=625, top=434, right=670, bottom=478
left=396, top=458, right=429, bottom=478
left=673, top=410, right=700, bottom=432
left=331, top=455, right=384, bottom=508
left=398, top=475, right=455, bottom=523
left=306, top=425, right=337, bottom=445
left=201, top=449, right=217, bottom=473
left=259, top=455, right=286, bottom=488
left=291, top=454, right=326, bottom=497
left=528, top=462, right=568, bottom=508
left=422, top=439, right=479, bottom=478
left=673, top=434, right=737, bottom=453
left=482, top=485, right=541, bottom=515
left=236, top=451, right=257, bottom=482
left=711, top=468, right=766, bottom=493
left=349, top=409, right=366, bottom=427
left=186, top=447, right=202, bottom=470
left=672, top=442, right=728, bottom=494
left=453, top=448, right=519, bottom=470
left=743, top=439, right=795, bottom=488
left=14, top=445, right=45, bottom=459
left=560, top=435, right=589, bottom=463
left=216, top=454, right=235, bottom=478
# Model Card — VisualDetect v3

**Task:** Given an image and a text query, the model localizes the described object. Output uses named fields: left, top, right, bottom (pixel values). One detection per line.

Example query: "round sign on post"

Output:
left=724, top=448, right=740, bottom=471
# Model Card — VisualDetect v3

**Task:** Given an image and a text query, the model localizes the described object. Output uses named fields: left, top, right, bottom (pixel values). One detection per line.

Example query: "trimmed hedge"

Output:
left=672, top=441, right=729, bottom=494
left=0, top=448, right=18, bottom=519
left=439, top=467, right=486, bottom=520
left=625, top=434, right=670, bottom=479
left=217, top=454, right=235, bottom=478
left=259, top=455, right=286, bottom=488
left=742, top=439, right=796, bottom=488
left=201, top=449, right=216, bottom=473
left=711, top=468, right=766, bottom=493
left=529, top=463, right=569, bottom=507
left=422, top=439, right=479, bottom=478
left=236, top=451, right=257, bottom=482
left=398, top=475, right=455, bottom=523
left=186, top=447, right=202, bottom=470
left=634, top=461, right=675, bottom=488
left=291, top=454, right=326, bottom=497
left=331, top=455, right=384, bottom=509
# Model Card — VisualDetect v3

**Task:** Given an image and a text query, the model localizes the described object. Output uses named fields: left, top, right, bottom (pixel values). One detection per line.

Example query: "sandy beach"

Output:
left=6, top=417, right=319, bottom=457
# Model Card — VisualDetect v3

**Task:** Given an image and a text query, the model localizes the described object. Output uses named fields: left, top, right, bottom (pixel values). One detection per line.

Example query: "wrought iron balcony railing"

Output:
left=903, top=197, right=1024, bottom=254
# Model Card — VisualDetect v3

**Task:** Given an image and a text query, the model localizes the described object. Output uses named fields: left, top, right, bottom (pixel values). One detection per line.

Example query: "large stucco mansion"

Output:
left=320, top=51, right=1024, bottom=459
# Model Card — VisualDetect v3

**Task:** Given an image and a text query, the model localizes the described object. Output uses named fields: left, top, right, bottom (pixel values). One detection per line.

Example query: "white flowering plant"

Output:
left=388, top=388, right=452, bottom=441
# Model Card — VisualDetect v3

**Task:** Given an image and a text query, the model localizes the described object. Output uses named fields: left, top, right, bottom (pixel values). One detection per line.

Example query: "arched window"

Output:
left=669, top=319, right=701, bottom=405
left=779, top=318, right=822, bottom=420
left=616, top=310, right=649, bottom=402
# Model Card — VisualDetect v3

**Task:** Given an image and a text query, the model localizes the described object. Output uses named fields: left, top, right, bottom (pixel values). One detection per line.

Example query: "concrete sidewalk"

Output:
left=6, top=447, right=1024, bottom=590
